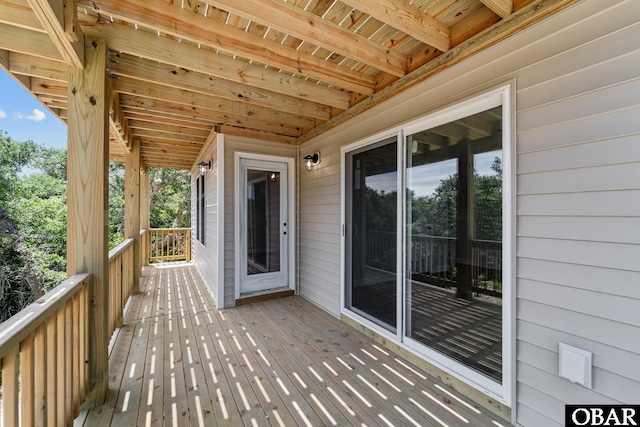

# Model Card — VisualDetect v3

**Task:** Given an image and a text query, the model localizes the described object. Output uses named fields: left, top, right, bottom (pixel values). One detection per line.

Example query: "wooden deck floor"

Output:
left=77, top=263, right=507, bottom=427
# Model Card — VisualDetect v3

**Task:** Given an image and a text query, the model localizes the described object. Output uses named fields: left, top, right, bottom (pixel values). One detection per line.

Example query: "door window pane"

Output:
left=406, top=106, right=503, bottom=383
left=247, top=170, right=280, bottom=275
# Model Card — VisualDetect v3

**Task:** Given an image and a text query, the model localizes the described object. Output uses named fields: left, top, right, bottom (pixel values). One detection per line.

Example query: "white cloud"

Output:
left=26, top=108, right=46, bottom=122
left=0, top=108, right=6, bottom=118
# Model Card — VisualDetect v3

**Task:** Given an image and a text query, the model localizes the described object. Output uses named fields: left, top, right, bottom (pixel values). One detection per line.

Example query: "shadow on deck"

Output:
left=76, top=263, right=506, bottom=426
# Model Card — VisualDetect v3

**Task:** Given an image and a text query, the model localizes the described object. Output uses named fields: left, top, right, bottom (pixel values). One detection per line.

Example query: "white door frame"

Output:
left=340, top=83, right=515, bottom=407
left=234, top=152, right=296, bottom=299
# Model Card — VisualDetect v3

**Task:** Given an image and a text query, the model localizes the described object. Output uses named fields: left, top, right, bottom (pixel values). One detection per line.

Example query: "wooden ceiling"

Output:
left=0, top=0, right=575, bottom=170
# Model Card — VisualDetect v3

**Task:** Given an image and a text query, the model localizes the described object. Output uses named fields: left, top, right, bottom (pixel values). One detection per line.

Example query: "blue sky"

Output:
left=366, top=150, right=501, bottom=198
left=0, top=69, right=68, bottom=149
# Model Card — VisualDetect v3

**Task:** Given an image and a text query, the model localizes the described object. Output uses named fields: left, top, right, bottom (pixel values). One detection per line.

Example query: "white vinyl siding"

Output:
left=298, top=0, right=640, bottom=425
left=193, top=139, right=219, bottom=302
left=298, top=143, right=342, bottom=315
left=222, top=136, right=297, bottom=307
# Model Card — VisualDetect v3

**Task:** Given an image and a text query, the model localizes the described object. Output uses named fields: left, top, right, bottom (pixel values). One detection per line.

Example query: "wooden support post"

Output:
left=140, top=163, right=150, bottom=267
left=456, top=140, right=474, bottom=299
left=125, top=139, right=141, bottom=292
left=67, top=36, right=109, bottom=407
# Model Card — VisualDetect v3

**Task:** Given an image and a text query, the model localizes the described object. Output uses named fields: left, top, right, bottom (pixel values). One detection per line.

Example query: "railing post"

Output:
left=67, top=36, right=109, bottom=407
left=186, top=229, right=192, bottom=262
left=140, top=164, right=150, bottom=268
left=125, top=139, right=141, bottom=294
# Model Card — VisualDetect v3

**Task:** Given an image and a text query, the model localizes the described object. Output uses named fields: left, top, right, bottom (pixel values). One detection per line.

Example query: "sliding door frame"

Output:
left=340, top=83, right=515, bottom=406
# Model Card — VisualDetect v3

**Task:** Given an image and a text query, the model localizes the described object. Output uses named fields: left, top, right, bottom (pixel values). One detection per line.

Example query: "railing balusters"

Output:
left=367, top=231, right=502, bottom=298
left=2, top=346, right=20, bottom=427
left=147, top=228, right=192, bottom=263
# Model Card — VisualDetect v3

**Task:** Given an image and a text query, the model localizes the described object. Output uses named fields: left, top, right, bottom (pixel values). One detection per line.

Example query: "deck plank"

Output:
left=80, top=263, right=508, bottom=427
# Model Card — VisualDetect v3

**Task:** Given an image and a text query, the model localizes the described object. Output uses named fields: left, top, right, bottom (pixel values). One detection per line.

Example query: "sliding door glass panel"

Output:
left=346, top=138, right=397, bottom=332
left=405, top=106, right=503, bottom=383
left=247, top=170, right=281, bottom=275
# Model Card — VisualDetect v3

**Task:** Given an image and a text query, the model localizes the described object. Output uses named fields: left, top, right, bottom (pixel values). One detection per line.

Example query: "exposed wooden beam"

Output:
left=26, top=0, right=84, bottom=67
left=200, top=0, right=407, bottom=76
left=0, top=0, right=45, bottom=32
left=0, top=49, right=10, bottom=70
left=131, top=129, right=206, bottom=145
left=298, top=0, right=579, bottom=144
left=218, top=125, right=297, bottom=145
left=7, top=51, right=68, bottom=81
left=127, top=120, right=211, bottom=139
left=123, top=111, right=213, bottom=131
left=109, top=116, right=130, bottom=153
left=113, top=78, right=314, bottom=135
left=481, top=0, right=514, bottom=19
left=339, top=0, right=451, bottom=52
left=77, top=0, right=376, bottom=93
left=118, top=94, right=305, bottom=137
left=0, top=23, right=63, bottom=62
left=109, top=54, right=334, bottom=121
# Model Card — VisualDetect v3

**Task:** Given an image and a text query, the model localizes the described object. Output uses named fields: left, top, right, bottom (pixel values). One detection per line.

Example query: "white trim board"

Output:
left=234, top=151, right=296, bottom=301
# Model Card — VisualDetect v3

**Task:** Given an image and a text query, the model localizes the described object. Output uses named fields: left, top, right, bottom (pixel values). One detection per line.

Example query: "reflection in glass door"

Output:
left=405, top=106, right=503, bottom=383
left=345, top=138, right=397, bottom=332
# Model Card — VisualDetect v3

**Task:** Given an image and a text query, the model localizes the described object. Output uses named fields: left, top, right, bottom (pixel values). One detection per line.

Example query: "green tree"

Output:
left=149, top=168, right=191, bottom=229
left=108, top=162, right=125, bottom=248
left=0, top=132, right=67, bottom=322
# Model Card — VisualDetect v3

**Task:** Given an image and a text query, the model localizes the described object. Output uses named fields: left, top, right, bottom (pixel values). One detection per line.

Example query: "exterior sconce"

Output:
left=198, top=160, right=211, bottom=176
left=303, top=152, right=321, bottom=171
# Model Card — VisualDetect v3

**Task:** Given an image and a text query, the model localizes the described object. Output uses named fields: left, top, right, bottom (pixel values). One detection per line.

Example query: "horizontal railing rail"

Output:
left=148, top=228, right=191, bottom=263
left=0, top=273, right=91, bottom=426
left=367, top=231, right=502, bottom=298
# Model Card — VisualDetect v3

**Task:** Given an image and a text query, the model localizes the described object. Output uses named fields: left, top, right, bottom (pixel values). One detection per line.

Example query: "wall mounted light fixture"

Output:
left=198, top=160, right=211, bottom=176
left=303, top=152, right=321, bottom=171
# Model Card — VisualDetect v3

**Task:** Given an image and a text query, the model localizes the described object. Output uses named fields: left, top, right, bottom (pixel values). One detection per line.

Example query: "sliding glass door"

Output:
left=343, top=91, right=509, bottom=397
left=345, top=137, right=398, bottom=332
left=405, top=106, right=504, bottom=383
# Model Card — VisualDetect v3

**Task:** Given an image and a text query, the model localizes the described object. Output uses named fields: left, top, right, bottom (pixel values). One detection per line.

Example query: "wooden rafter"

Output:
left=0, top=23, right=63, bottom=61
left=77, top=0, right=376, bottom=93
left=0, top=0, right=578, bottom=169
left=481, top=0, right=514, bottom=19
left=26, top=0, right=84, bottom=67
left=339, top=0, right=451, bottom=52
left=109, top=54, right=335, bottom=120
left=200, top=0, right=407, bottom=77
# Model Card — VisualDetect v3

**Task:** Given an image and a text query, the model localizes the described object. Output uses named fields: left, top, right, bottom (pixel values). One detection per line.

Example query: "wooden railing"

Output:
left=0, top=235, right=139, bottom=426
left=148, top=228, right=191, bottom=263
left=367, top=231, right=502, bottom=298
left=0, top=274, right=91, bottom=426
left=108, top=238, right=135, bottom=334
left=471, top=239, right=503, bottom=297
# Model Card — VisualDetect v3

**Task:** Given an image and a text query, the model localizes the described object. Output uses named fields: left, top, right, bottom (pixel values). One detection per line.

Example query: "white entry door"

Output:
left=237, top=156, right=291, bottom=295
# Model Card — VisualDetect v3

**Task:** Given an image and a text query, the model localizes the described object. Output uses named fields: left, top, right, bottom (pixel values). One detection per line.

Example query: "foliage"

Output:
left=149, top=168, right=191, bottom=229
left=367, top=157, right=503, bottom=241
left=109, top=162, right=125, bottom=249
left=0, top=130, right=192, bottom=323
left=0, top=131, right=66, bottom=322
left=408, top=157, right=502, bottom=240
